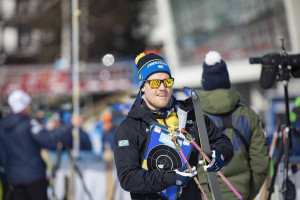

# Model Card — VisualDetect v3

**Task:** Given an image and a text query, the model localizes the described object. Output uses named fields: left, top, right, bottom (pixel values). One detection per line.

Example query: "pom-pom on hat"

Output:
left=135, top=52, right=171, bottom=88
left=8, top=89, right=31, bottom=114
left=201, top=51, right=231, bottom=91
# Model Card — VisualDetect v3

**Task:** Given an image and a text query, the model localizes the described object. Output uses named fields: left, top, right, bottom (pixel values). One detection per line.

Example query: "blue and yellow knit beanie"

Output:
left=201, top=51, right=231, bottom=91
left=135, top=52, right=171, bottom=88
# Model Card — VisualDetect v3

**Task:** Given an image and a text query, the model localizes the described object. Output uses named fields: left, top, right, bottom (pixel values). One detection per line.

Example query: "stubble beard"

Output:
left=146, top=95, right=171, bottom=110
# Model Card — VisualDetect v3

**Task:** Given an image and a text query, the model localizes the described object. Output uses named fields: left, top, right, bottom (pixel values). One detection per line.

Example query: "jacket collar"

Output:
left=128, top=95, right=179, bottom=123
left=127, top=98, right=155, bottom=124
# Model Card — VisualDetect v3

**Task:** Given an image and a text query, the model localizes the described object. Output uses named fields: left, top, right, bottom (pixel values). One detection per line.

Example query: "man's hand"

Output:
left=202, top=150, right=224, bottom=172
left=173, top=165, right=197, bottom=187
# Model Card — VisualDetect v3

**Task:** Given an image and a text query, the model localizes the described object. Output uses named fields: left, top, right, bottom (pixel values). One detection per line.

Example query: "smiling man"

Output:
left=114, top=53, right=233, bottom=200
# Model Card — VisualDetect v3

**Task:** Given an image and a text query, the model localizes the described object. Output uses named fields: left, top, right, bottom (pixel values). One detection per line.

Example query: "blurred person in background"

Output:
left=35, top=109, right=46, bottom=125
left=197, top=51, right=270, bottom=200
left=0, top=90, right=82, bottom=200
left=0, top=154, right=3, bottom=200
left=0, top=105, right=8, bottom=200
left=101, top=112, right=115, bottom=155
left=114, top=52, right=233, bottom=200
left=45, top=111, right=92, bottom=151
left=289, top=96, right=300, bottom=156
left=101, top=112, right=115, bottom=200
left=0, top=105, right=2, bottom=199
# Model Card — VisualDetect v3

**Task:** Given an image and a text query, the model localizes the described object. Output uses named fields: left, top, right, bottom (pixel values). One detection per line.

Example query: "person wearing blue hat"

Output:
left=197, top=51, right=270, bottom=200
left=114, top=52, right=233, bottom=200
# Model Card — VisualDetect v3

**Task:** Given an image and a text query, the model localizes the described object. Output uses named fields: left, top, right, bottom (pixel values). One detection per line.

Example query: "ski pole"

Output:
left=171, top=136, right=208, bottom=200
left=181, top=129, right=243, bottom=200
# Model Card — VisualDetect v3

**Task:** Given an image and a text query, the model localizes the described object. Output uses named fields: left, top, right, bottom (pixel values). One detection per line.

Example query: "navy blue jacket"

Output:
left=62, top=128, right=92, bottom=151
left=0, top=114, right=73, bottom=184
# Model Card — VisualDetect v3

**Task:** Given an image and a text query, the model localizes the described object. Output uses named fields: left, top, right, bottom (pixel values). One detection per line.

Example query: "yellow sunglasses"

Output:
left=142, top=78, right=174, bottom=88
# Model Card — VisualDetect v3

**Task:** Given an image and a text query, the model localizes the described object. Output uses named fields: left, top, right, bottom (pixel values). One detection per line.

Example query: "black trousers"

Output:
left=6, top=179, right=48, bottom=200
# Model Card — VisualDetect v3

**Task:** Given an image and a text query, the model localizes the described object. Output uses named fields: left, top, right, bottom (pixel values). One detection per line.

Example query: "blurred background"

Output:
left=1, top=0, right=300, bottom=199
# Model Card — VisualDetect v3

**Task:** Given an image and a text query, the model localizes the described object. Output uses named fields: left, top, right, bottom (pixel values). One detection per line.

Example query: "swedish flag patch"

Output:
left=118, top=140, right=129, bottom=147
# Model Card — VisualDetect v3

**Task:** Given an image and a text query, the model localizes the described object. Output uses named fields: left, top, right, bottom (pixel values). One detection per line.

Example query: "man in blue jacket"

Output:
left=114, top=52, right=233, bottom=200
left=0, top=90, right=82, bottom=200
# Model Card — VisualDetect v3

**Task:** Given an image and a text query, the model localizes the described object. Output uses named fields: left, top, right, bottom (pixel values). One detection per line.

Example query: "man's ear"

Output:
left=141, top=86, right=145, bottom=93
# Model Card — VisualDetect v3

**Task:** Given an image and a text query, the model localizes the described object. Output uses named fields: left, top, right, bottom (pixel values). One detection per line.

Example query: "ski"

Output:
left=191, top=90, right=223, bottom=200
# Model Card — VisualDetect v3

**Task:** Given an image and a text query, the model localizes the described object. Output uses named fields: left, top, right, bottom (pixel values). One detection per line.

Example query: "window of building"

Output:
left=170, top=0, right=290, bottom=65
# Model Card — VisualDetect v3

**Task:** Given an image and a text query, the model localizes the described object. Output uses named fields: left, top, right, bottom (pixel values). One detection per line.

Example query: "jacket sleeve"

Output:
left=79, top=128, right=92, bottom=150
left=29, top=119, right=73, bottom=149
left=248, top=109, right=270, bottom=199
left=114, top=119, right=175, bottom=194
left=204, top=115, right=234, bottom=165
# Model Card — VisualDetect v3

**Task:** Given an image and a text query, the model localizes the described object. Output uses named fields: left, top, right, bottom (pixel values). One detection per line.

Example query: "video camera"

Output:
left=249, top=40, right=300, bottom=89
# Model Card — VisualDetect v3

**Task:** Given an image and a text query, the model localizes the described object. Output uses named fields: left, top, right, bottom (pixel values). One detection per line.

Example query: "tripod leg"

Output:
left=283, top=127, right=291, bottom=200
left=267, top=132, right=284, bottom=200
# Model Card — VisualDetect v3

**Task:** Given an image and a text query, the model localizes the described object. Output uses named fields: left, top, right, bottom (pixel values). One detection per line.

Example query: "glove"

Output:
left=173, top=165, right=197, bottom=187
left=202, top=150, right=224, bottom=172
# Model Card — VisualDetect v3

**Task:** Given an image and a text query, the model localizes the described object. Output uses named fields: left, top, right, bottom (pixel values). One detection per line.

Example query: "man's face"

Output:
left=141, top=72, right=173, bottom=110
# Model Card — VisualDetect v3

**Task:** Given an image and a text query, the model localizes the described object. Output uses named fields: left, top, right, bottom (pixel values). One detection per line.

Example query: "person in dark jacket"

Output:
left=0, top=90, right=82, bottom=200
left=45, top=111, right=92, bottom=151
left=198, top=51, right=270, bottom=199
left=114, top=52, right=234, bottom=200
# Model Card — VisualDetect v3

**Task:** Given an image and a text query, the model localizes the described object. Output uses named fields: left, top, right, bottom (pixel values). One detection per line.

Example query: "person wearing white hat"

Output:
left=7, top=90, right=32, bottom=114
left=0, top=90, right=82, bottom=200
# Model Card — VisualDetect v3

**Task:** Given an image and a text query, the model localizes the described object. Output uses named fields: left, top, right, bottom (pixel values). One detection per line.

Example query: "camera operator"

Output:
left=0, top=90, right=82, bottom=200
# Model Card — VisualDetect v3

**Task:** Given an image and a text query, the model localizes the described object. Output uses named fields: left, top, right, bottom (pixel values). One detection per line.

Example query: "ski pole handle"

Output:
left=181, top=129, right=243, bottom=200
left=171, top=137, right=208, bottom=200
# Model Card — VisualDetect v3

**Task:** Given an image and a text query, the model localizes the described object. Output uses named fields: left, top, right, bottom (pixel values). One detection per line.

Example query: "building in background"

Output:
left=0, top=0, right=147, bottom=65
left=0, top=0, right=146, bottom=114
left=171, top=0, right=290, bottom=64
left=152, top=0, right=300, bottom=114
left=1, top=0, right=300, bottom=115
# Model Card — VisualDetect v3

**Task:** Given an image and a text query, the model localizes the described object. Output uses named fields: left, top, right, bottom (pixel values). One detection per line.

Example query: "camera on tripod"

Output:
left=249, top=42, right=300, bottom=89
left=249, top=40, right=300, bottom=200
